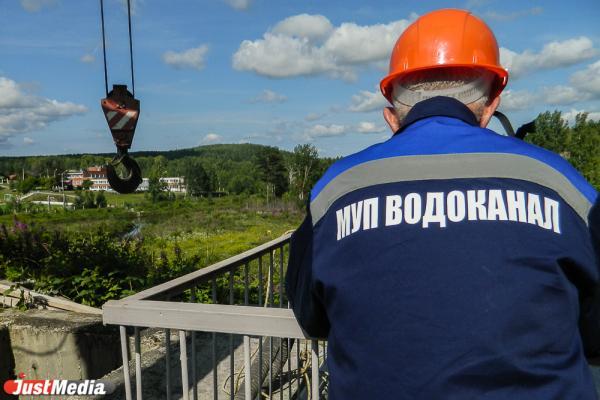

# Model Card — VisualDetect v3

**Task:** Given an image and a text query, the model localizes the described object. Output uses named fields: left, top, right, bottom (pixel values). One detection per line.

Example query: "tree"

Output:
left=526, top=110, right=600, bottom=190
left=95, top=191, right=107, bottom=208
left=256, top=147, right=288, bottom=200
left=289, top=144, right=319, bottom=202
left=81, top=179, right=93, bottom=191
left=183, top=159, right=211, bottom=196
left=147, top=175, right=167, bottom=203
left=83, top=191, right=95, bottom=209
left=526, top=111, right=569, bottom=155
left=73, top=192, right=84, bottom=209
left=569, top=113, right=600, bottom=188
left=16, top=176, right=38, bottom=194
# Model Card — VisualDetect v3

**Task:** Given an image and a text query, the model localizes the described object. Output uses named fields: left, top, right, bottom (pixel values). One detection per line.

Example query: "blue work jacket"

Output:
left=285, top=96, right=600, bottom=399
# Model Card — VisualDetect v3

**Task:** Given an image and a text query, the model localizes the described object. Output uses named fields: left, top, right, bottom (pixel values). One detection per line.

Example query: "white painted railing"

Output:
left=102, top=233, right=328, bottom=400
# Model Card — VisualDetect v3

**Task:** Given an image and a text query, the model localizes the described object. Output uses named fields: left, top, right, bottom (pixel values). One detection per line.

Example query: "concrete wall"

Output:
left=0, top=309, right=121, bottom=382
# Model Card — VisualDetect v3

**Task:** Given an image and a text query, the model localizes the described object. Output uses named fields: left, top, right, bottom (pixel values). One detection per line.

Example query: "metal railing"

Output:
left=103, top=233, right=327, bottom=400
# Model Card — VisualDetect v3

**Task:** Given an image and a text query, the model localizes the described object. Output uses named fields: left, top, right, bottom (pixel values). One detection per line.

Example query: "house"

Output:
left=68, top=167, right=112, bottom=191
left=135, top=177, right=186, bottom=193
left=161, top=177, right=186, bottom=193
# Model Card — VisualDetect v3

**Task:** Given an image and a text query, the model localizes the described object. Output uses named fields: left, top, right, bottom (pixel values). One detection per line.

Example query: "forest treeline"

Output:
left=0, top=110, right=598, bottom=199
left=0, top=143, right=335, bottom=203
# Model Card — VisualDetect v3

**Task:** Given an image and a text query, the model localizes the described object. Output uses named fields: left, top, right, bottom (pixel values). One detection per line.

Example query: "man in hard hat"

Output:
left=286, top=9, right=600, bottom=399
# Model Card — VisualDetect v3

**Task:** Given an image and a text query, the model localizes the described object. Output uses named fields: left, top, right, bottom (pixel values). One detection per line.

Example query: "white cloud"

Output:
left=304, top=124, right=346, bottom=139
left=250, top=89, right=287, bottom=103
left=498, top=89, right=539, bottom=111
left=80, top=54, right=95, bottom=63
left=272, top=14, right=333, bottom=42
left=356, top=121, right=385, bottom=134
left=162, top=45, right=209, bottom=71
left=305, top=112, right=324, bottom=121
left=499, top=60, right=600, bottom=111
left=542, top=85, right=589, bottom=105
left=0, top=76, right=87, bottom=144
left=562, top=108, right=600, bottom=124
left=23, top=137, right=35, bottom=145
left=501, top=37, right=597, bottom=79
left=233, top=33, right=351, bottom=80
left=201, top=133, right=222, bottom=144
left=20, top=0, right=57, bottom=12
left=484, top=7, right=543, bottom=22
left=570, top=60, right=600, bottom=96
left=349, top=89, right=388, bottom=112
left=323, top=19, right=412, bottom=65
left=233, top=14, right=415, bottom=80
left=223, top=0, right=251, bottom=11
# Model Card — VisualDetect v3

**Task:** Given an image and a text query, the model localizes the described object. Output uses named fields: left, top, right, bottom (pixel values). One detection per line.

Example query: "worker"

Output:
left=285, top=9, right=600, bottom=399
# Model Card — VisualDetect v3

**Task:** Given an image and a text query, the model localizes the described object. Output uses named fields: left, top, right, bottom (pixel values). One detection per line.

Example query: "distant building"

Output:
left=135, top=177, right=186, bottom=193
left=66, top=170, right=84, bottom=188
left=90, top=178, right=111, bottom=191
left=161, top=177, right=186, bottom=192
left=67, top=167, right=112, bottom=191
left=86, top=166, right=106, bottom=179
left=137, top=178, right=149, bottom=192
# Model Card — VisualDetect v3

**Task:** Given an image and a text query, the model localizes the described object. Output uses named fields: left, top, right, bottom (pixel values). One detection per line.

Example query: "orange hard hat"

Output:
left=380, top=9, right=508, bottom=104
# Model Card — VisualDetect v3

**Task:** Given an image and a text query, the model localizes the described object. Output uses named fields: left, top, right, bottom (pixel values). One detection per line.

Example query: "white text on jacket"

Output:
left=336, top=190, right=560, bottom=240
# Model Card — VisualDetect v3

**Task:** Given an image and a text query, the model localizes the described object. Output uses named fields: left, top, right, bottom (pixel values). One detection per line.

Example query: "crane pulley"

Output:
left=99, top=0, right=142, bottom=194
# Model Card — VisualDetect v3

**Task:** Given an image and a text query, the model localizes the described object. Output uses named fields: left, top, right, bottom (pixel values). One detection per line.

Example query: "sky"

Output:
left=0, top=0, right=599, bottom=158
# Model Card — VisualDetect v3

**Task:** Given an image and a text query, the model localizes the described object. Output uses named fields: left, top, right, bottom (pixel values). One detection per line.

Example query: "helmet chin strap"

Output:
left=392, top=76, right=492, bottom=107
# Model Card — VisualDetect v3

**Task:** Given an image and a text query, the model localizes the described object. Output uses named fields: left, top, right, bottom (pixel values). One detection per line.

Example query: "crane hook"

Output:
left=101, top=84, right=143, bottom=193
left=106, top=149, right=142, bottom=194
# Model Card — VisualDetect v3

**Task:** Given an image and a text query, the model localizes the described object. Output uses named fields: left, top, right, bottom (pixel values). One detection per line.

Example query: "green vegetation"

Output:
left=0, top=143, right=334, bottom=199
left=0, top=196, right=302, bottom=307
left=0, top=111, right=597, bottom=308
left=526, top=111, right=599, bottom=188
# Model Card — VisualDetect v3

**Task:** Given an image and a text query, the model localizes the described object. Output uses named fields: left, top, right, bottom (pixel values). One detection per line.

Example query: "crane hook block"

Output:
left=101, top=84, right=142, bottom=194
left=101, top=84, right=140, bottom=151
left=106, top=152, right=143, bottom=194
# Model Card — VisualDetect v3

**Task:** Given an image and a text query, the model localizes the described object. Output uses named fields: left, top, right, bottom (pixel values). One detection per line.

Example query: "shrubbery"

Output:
left=0, top=217, right=198, bottom=307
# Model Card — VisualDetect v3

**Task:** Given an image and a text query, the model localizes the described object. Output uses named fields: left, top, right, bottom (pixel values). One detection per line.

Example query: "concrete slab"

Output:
left=0, top=309, right=121, bottom=381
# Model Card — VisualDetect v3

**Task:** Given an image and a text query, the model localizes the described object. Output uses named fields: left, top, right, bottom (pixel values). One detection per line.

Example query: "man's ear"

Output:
left=383, top=107, right=401, bottom=133
left=480, top=95, right=501, bottom=128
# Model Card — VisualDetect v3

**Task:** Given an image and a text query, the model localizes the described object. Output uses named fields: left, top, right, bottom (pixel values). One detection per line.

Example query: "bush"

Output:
left=0, top=217, right=199, bottom=307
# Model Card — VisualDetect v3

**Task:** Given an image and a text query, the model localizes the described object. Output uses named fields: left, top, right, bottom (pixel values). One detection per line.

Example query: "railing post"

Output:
left=134, top=327, right=143, bottom=400
left=311, top=341, right=319, bottom=400
left=120, top=326, right=133, bottom=400
left=180, top=330, right=190, bottom=400
left=244, top=335, right=251, bottom=400
left=191, top=290, right=198, bottom=400
left=229, top=271, right=235, bottom=399
left=165, top=328, right=172, bottom=400
left=212, top=279, right=218, bottom=400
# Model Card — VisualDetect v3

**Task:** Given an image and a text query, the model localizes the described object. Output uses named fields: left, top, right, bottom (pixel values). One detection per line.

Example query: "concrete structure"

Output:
left=0, top=310, right=122, bottom=383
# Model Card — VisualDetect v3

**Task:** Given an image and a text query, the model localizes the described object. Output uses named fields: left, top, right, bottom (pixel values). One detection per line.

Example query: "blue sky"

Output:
left=1, top=0, right=599, bottom=157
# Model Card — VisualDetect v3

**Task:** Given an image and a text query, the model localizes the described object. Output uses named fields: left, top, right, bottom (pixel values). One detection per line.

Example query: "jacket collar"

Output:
left=394, top=96, right=479, bottom=136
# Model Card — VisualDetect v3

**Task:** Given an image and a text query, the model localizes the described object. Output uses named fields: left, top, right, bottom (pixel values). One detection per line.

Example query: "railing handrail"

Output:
left=103, top=300, right=312, bottom=339
left=121, top=232, right=293, bottom=302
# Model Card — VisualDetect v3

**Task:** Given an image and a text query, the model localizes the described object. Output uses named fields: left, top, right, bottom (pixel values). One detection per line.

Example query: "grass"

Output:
left=1, top=194, right=303, bottom=267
